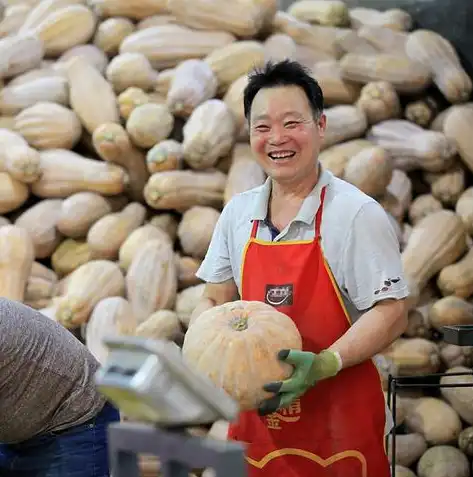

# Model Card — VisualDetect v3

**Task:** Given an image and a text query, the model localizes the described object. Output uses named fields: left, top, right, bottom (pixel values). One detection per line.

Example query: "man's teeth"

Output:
left=268, top=151, right=296, bottom=159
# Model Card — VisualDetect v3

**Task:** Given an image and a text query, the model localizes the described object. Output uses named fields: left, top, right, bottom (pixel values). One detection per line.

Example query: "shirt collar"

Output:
left=251, top=166, right=333, bottom=225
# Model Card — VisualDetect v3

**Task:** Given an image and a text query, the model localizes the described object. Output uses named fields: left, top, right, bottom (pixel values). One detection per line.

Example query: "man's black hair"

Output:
left=243, top=59, right=324, bottom=121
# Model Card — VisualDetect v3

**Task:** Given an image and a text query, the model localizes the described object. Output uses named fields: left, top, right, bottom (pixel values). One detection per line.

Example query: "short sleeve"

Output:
left=340, top=201, right=409, bottom=311
left=195, top=202, right=234, bottom=283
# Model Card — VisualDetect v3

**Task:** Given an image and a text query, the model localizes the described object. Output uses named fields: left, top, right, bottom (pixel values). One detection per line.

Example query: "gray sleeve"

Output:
left=339, top=201, right=409, bottom=311
left=195, top=201, right=234, bottom=283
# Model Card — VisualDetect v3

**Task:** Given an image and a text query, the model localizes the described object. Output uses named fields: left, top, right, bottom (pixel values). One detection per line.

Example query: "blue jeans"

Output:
left=0, top=402, right=120, bottom=477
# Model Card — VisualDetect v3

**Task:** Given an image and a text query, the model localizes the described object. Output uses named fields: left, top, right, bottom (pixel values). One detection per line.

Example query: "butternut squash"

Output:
left=408, top=194, right=443, bottom=226
left=177, top=255, right=202, bottom=290
left=166, top=59, right=217, bottom=118
left=182, top=99, right=237, bottom=170
left=126, top=103, right=174, bottom=149
left=348, top=7, right=412, bottom=31
left=118, top=223, right=172, bottom=271
left=367, top=120, right=456, bottom=172
left=423, top=162, right=466, bottom=206
left=51, top=238, right=93, bottom=276
left=144, top=169, right=226, bottom=212
left=24, top=4, right=97, bottom=57
left=310, top=60, right=361, bottom=106
left=222, top=74, right=249, bottom=140
left=119, top=25, right=236, bottom=70
left=93, top=17, right=135, bottom=56
left=105, top=52, right=158, bottom=93
left=126, top=238, right=178, bottom=324
left=86, top=202, right=146, bottom=260
left=0, top=225, right=35, bottom=302
left=56, top=191, right=112, bottom=238
left=55, top=259, right=126, bottom=328
left=440, top=366, right=473, bottom=426
left=0, top=172, right=30, bottom=213
left=166, top=0, right=276, bottom=38
left=149, top=213, right=179, bottom=240
left=357, top=25, right=408, bottom=54
left=318, top=139, right=372, bottom=178
left=405, top=29, right=472, bottom=104
left=31, top=149, right=128, bottom=198
left=85, top=296, right=136, bottom=364
left=88, top=0, right=168, bottom=20
left=263, top=33, right=297, bottom=63
left=14, top=101, right=82, bottom=150
left=443, top=105, right=473, bottom=174
left=404, top=397, right=462, bottom=445
left=135, top=309, right=183, bottom=343
left=455, top=187, right=473, bottom=235
left=24, top=261, right=58, bottom=310
left=429, top=296, right=473, bottom=331
left=0, top=75, right=69, bottom=115
left=15, top=199, right=63, bottom=259
left=65, top=55, right=120, bottom=134
left=401, top=210, right=467, bottom=303
left=204, top=41, right=265, bottom=94
left=382, top=338, right=441, bottom=376
left=224, top=143, right=266, bottom=205
left=339, top=53, right=431, bottom=94
left=287, top=0, right=349, bottom=27
left=146, top=139, right=184, bottom=174
left=56, top=44, right=109, bottom=75
left=0, top=31, right=44, bottom=79
left=92, top=122, right=150, bottom=202
left=0, top=128, right=42, bottom=183
left=343, top=146, right=392, bottom=198
left=177, top=206, right=220, bottom=259
left=322, top=105, right=368, bottom=149
left=355, top=81, right=401, bottom=125
left=116, top=86, right=152, bottom=120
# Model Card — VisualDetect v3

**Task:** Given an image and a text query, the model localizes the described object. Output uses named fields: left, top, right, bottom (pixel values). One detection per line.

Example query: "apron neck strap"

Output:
left=250, top=218, right=259, bottom=238
left=315, top=186, right=327, bottom=240
left=250, top=185, right=328, bottom=240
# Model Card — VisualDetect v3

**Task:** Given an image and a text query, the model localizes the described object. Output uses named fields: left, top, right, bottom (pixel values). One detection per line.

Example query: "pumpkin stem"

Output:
left=230, top=314, right=248, bottom=331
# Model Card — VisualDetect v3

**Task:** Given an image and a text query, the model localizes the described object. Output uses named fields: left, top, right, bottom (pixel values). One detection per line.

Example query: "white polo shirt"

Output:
left=197, top=167, right=409, bottom=436
left=197, top=167, right=409, bottom=317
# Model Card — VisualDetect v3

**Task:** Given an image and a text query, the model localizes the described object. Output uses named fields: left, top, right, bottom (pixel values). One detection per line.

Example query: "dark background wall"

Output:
left=279, top=0, right=473, bottom=77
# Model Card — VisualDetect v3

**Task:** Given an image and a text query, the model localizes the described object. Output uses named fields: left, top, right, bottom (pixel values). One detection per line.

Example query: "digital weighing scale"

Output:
left=94, top=336, right=247, bottom=477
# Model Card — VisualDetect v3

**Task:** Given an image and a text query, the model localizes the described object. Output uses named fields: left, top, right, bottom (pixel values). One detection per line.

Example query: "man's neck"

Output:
left=271, top=165, right=320, bottom=201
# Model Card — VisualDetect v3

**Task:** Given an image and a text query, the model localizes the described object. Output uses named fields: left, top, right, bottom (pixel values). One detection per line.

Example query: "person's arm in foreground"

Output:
left=259, top=201, right=409, bottom=414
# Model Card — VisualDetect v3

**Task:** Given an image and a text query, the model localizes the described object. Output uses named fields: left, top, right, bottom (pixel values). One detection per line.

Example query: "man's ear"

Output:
left=317, top=113, right=327, bottom=133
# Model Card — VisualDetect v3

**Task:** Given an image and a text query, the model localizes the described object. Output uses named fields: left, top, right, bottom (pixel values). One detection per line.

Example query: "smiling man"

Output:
left=191, top=60, right=409, bottom=477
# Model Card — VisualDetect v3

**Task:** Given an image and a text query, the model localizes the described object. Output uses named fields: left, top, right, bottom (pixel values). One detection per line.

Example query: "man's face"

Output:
left=248, top=85, right=326, bottom=184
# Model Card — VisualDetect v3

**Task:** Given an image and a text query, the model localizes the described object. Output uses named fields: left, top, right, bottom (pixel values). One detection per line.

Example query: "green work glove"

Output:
left=258, top=349, right=342, bottom=416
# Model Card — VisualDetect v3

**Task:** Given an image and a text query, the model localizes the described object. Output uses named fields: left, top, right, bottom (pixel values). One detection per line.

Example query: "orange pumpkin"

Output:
left=181, top=300, right=302, bottom=411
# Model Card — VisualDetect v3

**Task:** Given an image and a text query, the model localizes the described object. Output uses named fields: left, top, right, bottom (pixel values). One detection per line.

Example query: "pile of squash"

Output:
left=2, top=0, right=473, bottom=475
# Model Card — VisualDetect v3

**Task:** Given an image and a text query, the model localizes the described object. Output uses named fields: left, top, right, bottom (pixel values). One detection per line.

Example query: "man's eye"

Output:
left=255, top=125, right=269, bottom=132
left=285, top=121, right=299, bottom=128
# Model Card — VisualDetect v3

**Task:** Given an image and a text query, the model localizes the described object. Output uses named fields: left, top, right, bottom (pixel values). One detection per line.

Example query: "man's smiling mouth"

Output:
left=268, top=151, right=296, bottom=160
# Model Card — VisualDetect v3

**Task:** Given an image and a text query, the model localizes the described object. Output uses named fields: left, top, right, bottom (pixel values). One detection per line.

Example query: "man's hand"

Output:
left=258, top=349, right=342, bottom=415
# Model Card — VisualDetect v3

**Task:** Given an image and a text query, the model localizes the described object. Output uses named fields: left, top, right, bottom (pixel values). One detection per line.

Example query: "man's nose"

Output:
left=268, top=125, right=289, bottom=145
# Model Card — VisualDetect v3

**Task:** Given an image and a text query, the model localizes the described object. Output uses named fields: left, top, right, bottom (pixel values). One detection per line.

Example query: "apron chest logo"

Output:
left=265, top=284, right=294, bottom=306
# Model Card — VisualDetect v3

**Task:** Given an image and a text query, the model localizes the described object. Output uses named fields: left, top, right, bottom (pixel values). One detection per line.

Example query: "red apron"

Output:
left=228, top=186, right=390, bottom=477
